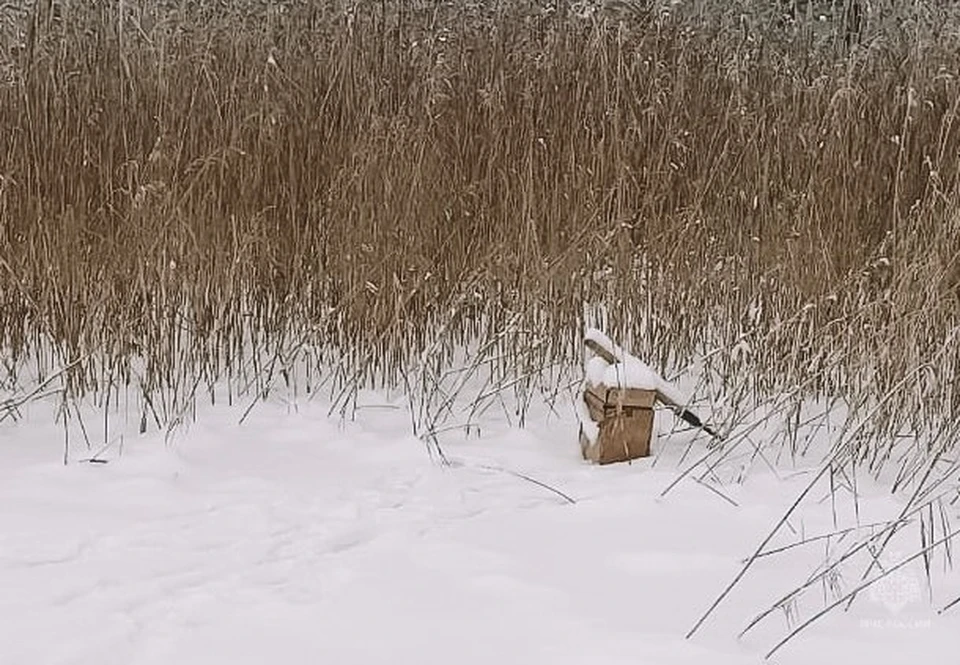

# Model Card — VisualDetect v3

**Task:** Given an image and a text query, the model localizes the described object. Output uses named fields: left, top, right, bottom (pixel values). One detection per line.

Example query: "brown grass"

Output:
left=0, top=1, right=958, bottom=462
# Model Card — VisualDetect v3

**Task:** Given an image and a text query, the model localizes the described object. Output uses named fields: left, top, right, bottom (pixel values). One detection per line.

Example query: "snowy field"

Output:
left=1, top=391, right=957, bottom=665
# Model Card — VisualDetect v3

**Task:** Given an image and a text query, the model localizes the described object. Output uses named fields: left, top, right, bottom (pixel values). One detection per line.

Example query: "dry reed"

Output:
left=0, top=0, right=956, bottom=449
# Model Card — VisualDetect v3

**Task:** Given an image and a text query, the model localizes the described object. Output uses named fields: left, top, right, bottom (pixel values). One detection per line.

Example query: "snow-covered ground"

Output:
left=1, top=391, right=957, bottom=665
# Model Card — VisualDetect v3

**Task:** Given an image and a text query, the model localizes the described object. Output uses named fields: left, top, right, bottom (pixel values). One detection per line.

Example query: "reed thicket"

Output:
left=0, top=1, right=958, bottom=465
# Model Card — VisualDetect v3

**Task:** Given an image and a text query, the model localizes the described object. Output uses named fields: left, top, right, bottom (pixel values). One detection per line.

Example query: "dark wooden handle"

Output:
left=584, top=337, right=618, bottom=365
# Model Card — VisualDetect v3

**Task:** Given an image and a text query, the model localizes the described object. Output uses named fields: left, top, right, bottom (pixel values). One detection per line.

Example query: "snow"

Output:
left=584, top=356, right=610, bottom=388
left=0, top=393, right=958, bottom=665
left=601, top=358, right=659, bottom=391
left=583, top=327, right=630, bottom=362
left=575, top=395, right=599, bottom=444
left=583, top=327, right=688, bottom=406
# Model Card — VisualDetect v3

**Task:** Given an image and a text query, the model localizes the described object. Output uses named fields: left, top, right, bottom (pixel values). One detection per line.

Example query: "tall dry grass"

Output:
left=0, top=0, right=957, bottom=450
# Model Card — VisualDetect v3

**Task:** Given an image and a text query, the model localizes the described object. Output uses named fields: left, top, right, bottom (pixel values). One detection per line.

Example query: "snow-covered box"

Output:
left=580, top=384, right=656, bottom=464
left=578, top=328, right=719, bottom=464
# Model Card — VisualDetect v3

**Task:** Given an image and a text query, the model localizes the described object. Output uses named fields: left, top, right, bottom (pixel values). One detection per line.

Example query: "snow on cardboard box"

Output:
left=578, top=328, right=719, bottom=465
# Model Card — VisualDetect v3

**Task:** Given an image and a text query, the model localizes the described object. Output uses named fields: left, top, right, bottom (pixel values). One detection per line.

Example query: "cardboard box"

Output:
left=580, top=384, right=656, bottom=464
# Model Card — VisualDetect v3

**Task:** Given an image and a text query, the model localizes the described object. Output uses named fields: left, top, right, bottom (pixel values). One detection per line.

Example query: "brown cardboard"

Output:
left=580, top=384, right=656, bottom=464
